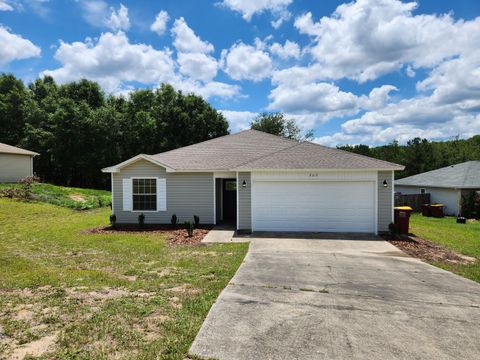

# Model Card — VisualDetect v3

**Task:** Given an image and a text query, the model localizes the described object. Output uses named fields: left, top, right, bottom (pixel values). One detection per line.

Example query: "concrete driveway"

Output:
left=190, top=236, right=480, bottom=360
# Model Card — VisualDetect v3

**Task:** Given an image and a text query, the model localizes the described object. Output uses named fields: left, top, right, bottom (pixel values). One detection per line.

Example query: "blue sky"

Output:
left=1, top=0, right=480, bottom=146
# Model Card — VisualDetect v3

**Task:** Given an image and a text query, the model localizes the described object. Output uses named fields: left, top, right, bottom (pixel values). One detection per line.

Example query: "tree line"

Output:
left=338, top=137, right=480, bottom=179
left=2, top=73, right=479, bottom=188
left=0, top=74, right=229, bottom=188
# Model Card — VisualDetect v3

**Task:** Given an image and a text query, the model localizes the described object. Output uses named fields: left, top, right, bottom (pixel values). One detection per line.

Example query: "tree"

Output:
left=0, top=73, right=29, bottom=145
left=250, top=112, right=309, bottom=140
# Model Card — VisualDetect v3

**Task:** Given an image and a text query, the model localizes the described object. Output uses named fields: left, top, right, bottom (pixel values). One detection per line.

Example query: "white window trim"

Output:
left=131, top=177, right=159, bottom=213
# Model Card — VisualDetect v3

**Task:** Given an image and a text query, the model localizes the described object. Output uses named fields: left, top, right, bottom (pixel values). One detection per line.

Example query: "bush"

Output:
left=110, top=214, right=117, bottom=228
left=138, top=213, right=145, bottom=228
left=171, top=214, right=178, bottom=227
left=184, top=220, right=194, bottom=237
left=388, top=222, right=399, bottom=236
left=193, top=215, right=200, bottom=228
left=0, top=175, right=40, bottom=201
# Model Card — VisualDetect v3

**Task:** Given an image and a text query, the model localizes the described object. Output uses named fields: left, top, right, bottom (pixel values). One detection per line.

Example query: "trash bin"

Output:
left=394, top=206, right=413, bottom=234
left=421, top=204, right=431, bottom=217
left=430, top=204, right=444, bottom=218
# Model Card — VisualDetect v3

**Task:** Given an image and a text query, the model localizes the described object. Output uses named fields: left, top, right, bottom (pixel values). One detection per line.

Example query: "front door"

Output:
left=222, top=179, right=237, bottom=223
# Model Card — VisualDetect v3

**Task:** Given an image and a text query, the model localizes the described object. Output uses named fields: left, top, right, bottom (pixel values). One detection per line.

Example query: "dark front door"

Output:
left=223, top=179, right=237, bottom=222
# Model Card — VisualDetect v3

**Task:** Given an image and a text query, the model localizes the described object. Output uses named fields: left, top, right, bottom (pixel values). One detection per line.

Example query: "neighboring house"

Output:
left=0, top=143, right=39, bottom=183
left=395, top=161, right=480, bottom=216
left=102, top=130, right=404, bottom=234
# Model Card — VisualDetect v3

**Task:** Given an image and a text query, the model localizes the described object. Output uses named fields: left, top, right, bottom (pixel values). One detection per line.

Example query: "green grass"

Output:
left=410, top=213, right=480, bottom=282
left=0, top=182, right=111, bottom=209
left=0, top=198, right=248, bottom=359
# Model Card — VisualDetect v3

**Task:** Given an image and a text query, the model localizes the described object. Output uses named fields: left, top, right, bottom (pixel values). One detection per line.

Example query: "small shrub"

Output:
left=138, top=213, right=145, bottom=228
left=184, top=220, right=194, bottom=237
left=18, top=175, right=40, bottom=199
left=110, top=214, right=117, bottom=228
left=193, top=215, right=200, bottom=228
left=171, top=214, right=178, bottom=227
left=388, top=222, right=399, bottom=236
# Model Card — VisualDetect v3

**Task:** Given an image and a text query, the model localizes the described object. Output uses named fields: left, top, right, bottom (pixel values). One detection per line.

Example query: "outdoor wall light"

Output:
left=383, top=180, right=388, bottom=187
left=242, top=180, right=247, bottom=188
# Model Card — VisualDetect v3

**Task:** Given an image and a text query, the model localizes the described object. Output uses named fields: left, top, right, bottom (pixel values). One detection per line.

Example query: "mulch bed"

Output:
left=384, top=234, right=476, bottom=265
left=85, top=224, right=213, bottom=245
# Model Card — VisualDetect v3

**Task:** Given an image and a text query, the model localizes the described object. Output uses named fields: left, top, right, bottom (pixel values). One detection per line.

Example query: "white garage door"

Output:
left=252, top=181, right=376, bottom=233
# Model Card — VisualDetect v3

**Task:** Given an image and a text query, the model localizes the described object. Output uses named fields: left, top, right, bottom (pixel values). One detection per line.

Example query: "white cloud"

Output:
left=0, top=25, right=41, bottom=64
left=221, top=42, right=272, bottom=81
left=270, top=40, right=300, bottom=59
left=294, top=0, right=480, bottom=82
left=219, top=0, right=292, bottom=27
left=172, top=78, right=240, bottom=100
left=150, top=10, right=169, bottom=36
left=79, top=1, right=130, bottom=31
left=171, top=17, right=214, bottom=54
left=105, top=3, right=130, bottom=32
left=43, top=31, right=175, bottom=92
left=177, top=52, right=218, bottom=81
left=220, top=110, right=257, bottom=131
left=0, top=0, right=13, bottom=11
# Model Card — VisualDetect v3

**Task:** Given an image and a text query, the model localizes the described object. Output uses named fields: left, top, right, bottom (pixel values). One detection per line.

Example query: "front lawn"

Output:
left=0, top=182, right=111, bottom=210
left=409, top=213, right=480, bottom=282
left=0, top=198, right=248, bottom=359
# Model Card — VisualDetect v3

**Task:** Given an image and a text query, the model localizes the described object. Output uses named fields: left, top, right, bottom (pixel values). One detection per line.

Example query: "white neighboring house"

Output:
left=395, top=161, right=480, bottom=216
left=0, top=143, right=39, bottom=183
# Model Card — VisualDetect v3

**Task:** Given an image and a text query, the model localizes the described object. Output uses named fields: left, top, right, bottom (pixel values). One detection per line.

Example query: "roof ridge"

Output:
left=247, top=129, right=299, bottom=144
left=305, top=140, right=404, bottom=168
left=233, top=141, right=304, bottom=169
left=151, top=130, right=253, bottom=158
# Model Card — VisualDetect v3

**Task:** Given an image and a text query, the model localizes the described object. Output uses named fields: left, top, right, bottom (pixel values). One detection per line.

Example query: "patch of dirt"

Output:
left=66, top=287, right=156, bottom=301
left=10, top=332, right=58, bottom=360
left=166, top=284, right=201, bottom=295
left=385, top=235, right=477, bottom=265
left=85, top=225, right=212, bottom=245
left=68, top=194, right=86, bottom=202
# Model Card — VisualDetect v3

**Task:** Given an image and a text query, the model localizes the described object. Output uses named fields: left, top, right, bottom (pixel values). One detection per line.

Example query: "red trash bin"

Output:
left=421, top=204, right=431, bottom=217
left=430, top=204, right=444, bottom=218
left=394, top=206, right=413, bottom=234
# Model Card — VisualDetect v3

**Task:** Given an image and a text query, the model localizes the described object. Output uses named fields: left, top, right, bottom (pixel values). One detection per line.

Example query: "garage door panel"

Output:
left=252, top=181, right=375, bottom=233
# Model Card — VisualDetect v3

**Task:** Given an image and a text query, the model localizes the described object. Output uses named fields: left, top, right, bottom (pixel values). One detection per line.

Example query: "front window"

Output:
left=133, top=178, right=157, bottom=211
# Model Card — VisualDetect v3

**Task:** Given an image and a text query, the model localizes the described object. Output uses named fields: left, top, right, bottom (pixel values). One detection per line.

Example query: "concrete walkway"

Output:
left=201, top=225, right=249, bottom=243
left=190, top=236, right=480, bottom=360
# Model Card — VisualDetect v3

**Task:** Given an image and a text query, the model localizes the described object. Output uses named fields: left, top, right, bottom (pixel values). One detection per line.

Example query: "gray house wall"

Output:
left=378, top=171, right=393, bottom=232
left=396, top=185, right=461, bottom=215
left=0, top=153, right=33, bottom=183
left=112, top=159, right=214, bottom=224
left=237, top=172, right=251, bottom=231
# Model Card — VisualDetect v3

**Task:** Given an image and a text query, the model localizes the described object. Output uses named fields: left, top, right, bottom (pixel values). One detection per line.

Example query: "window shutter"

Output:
left=157, top=178, right=166, bottom=211
left=123, top=178, right=132, bottom=211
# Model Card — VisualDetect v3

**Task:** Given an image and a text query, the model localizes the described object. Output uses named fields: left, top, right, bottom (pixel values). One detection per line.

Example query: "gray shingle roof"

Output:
left=235, top=141, right=404, bottom=170
left=0, top=142, right=39, bottom=156
left=148, top=130, right=403, bottom=171
left=395, top=161, right=480, bottom=189
left=151, top=130, right=297, bottom=170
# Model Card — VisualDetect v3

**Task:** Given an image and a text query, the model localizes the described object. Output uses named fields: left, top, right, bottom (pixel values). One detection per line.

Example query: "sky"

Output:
left=1, top=0, right=480, bottom=146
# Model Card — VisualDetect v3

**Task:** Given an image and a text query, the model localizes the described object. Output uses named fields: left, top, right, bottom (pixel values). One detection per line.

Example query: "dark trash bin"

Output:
left=394, top=206, right=413, bottom=234
left=430, top=204, right=444, bottom=218
left=457, top=217, right=467, bottom=224
left=421, top=204, right=431, bottom=217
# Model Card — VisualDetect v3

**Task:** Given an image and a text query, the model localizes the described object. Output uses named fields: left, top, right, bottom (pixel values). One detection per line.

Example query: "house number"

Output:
left=309, top=173, right=319, bottom=177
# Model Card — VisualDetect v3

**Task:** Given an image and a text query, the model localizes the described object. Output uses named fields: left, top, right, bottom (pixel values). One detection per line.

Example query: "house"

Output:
left=102, top=130, right=404, bottom=234
left=0, top=143, right=39, bottom=183
left=395, top=161, right=480, bottom=216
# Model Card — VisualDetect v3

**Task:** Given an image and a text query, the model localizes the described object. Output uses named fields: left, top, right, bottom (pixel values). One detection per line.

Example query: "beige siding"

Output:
left=238, top=172, right=251, bottom=230
left=0, top=154, right=33, bottom=183
left=378, top=171, right=393, bottom=232
left=112, top=159, right=214, bottom=224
